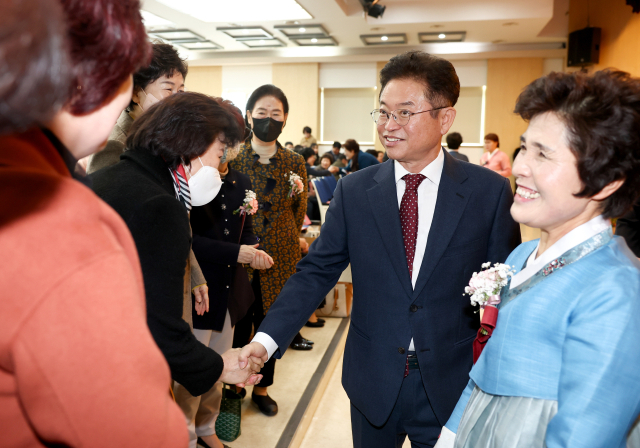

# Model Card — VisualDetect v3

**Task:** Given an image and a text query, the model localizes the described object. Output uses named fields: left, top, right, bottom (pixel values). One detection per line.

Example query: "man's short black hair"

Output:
left=446, top=132, right=463, bottom=149
left=285, top=141, right=293, bottom=146
left=303, top=126, right=312, bottom=134
left=129, top=42, right=187, bottom=110
left=380, top=51, right=460, bottom=118
left=332, top=141, right=341, bottom=149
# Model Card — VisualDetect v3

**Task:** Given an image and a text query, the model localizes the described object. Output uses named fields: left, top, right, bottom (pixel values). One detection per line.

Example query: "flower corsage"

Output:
left=286, top=171, right=304, bottom=197
left=234, top=190, right=258, bottom=216
left=464, top=262, right=515, bottom=363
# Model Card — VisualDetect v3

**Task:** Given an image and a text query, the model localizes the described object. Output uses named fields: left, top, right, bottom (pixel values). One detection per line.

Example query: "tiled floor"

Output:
left=222, top=317, right=345, bottom=448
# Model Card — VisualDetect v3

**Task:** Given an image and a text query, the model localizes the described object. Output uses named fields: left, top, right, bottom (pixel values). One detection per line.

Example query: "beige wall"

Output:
left=569, top=0, right=640, bottom=75
left=185, top=66, right=222, bottom=96
left=272, top=63, right=319, bottom=146
left=485, top=58, right=544, bottom=161
left=374, top=61, right=387, bottom=154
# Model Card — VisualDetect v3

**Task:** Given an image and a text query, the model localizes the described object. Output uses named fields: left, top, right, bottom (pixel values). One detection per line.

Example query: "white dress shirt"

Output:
left=253, top=149, right=446, bottom=359
left=394, top=149, right=444, bottom=351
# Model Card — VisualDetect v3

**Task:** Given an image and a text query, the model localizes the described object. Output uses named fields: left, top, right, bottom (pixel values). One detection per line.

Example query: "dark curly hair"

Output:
left=126, top=92, right=245, bottom=170
left=379, top=51, right=460, bottom=118
left=128, top=41, right=188, bottom=111
left=61, top=0, right=151, bottom=115
left=515, top=70, right=640, bottom=218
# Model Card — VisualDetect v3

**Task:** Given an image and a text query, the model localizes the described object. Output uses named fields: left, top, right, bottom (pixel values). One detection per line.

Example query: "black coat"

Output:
left=191, top=168, right=257, bottom=331
left=90, top=150, right=223, bottom=397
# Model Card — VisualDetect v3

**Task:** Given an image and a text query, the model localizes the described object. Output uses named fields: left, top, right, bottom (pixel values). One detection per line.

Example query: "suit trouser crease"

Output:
left=350, top=369, right=440, bottom=448
left=174, top=310, right=234, bottom=448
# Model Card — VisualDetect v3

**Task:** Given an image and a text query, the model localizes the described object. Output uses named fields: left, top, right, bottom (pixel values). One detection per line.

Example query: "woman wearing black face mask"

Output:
left=230, top=84, right=309, bottom=417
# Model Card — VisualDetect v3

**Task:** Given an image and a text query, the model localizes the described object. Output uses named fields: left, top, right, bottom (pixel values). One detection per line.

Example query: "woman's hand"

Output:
left=250, top=250, right=274, bottom=270
left=299, top=237, right=309, bottom=254
left=238, top=244, right=259, bottom=264
left=193, top=284, right=209, bottom=315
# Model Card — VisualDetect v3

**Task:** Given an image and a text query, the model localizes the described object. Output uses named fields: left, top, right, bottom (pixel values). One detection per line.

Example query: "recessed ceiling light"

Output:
left=311, top=38, right=318, bottom=43
left=274, top=24, right=330, bottom=40
left=218, top=26, right=273, bottom=40
left=291, top=36, right=338, bottom=46
left=260, top=39, right=265, bottom=43
left=155, top=0, right=312, bottom=22
left=361, top=33, right=406, bottom=45
left=418, top=31, right=466, bottom=43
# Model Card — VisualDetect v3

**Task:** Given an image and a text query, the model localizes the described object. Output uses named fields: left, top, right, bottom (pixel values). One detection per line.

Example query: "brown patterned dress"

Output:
left=230, top=140, right=307, bottom=313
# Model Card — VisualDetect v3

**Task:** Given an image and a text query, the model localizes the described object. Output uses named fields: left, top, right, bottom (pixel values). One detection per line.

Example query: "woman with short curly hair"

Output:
left=438, top=70, right=640, bottom=448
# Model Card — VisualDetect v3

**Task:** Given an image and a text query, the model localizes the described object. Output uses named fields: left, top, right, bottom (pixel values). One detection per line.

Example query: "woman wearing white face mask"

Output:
left=91, top=92, right=266, bottom=400
left=175, top=102, right=275, bottom=448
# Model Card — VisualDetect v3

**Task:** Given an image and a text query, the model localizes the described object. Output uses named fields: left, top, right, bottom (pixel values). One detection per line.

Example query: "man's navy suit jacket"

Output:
left=258, top=149, right=520, bottom=427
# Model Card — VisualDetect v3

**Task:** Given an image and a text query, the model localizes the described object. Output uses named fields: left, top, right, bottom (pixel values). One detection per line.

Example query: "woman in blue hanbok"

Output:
left=436, top=70, right=640, bottom=448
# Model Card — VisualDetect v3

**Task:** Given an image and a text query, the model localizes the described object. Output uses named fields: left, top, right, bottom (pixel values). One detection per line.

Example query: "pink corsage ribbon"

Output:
left=480, top=295, right=501, bottom=309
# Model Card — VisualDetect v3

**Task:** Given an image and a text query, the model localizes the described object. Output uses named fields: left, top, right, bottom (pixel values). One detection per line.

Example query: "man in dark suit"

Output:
left=446, top=132, right=469, bottom=162
left=240, top=51, right=520, bottom=447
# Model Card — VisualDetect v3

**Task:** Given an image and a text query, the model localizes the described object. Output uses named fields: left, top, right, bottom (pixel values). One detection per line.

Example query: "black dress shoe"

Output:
left=290, top=341, right=313, bottom=350
left=252, top=392, right=278, bottom=416
left=197, top=437, right=231, bottom=448
left=302, top=338, right=314, bottom=345
left=305, top=320, right=325, bottom=327
left=316, top=318, right=326, bottom=324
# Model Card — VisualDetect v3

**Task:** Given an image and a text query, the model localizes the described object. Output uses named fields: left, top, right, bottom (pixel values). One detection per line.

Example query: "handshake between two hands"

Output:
left=219, top=342, right=269, bottom=387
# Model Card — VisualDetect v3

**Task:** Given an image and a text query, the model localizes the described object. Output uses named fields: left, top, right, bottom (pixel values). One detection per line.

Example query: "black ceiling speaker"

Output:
left=368, top=4, right=386, bottom=18
left=567, top=27, right=601, bottom=67
left=627, top=0, right=640, bottom=13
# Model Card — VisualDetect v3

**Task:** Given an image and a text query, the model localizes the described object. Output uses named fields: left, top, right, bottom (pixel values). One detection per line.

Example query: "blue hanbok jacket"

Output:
left=446, top=236, right=640, bottom=448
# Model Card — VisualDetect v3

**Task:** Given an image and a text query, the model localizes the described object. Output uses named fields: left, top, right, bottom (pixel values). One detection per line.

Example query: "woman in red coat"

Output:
left=0, top=1, right=189, bottom=446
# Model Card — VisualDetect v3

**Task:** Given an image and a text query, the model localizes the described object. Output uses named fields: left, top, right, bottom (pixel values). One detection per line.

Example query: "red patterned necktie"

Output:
left=400, top=173, right=426, bottom=279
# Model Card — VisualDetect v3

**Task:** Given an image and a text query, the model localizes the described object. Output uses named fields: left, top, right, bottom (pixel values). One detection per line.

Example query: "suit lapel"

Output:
left=412, top=152, right=470, bottom=301
left=367, top=161, right=413, bottom=298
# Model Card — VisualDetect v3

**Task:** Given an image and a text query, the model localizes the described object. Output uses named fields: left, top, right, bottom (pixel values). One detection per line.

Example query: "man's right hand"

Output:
left=219, top=348, right=263, bottom=387
left=238, top=342, right=269, bottom=371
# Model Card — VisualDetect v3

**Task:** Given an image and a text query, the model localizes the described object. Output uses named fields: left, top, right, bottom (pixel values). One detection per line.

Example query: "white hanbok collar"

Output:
left=510, top=215, right=611, bottom=289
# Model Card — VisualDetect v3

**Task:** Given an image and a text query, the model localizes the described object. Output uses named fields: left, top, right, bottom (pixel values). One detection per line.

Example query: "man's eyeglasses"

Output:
left=370, top=107, right=445, bottom=126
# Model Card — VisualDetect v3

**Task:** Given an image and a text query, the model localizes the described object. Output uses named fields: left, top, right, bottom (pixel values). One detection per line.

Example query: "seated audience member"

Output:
left=284, top=141, right=294, bottom=150
left=174, top=108, right=274, bottom=448
left=294, top=144, right=304, bottom=154
left=480, top=133, right=511, bottom=177
left=91, top=93, right=264, bottom=399
left=438, top=69, right=640, bottom=448
left=616, top=198, right=640, bottom=257
left=320, top=153, right=335, bottom=170
left=446, top=132, right=469, bottom=162
left=332, top=153, right=347, bottom=180
left=300, top=125, right=317, bottom=146
left=311, top=142, right=321, bottom=165
left=87, top=42, right=187, bottom=173
left=376, top=151, right=385, bottom=163
left=0, top=0, right=190, bottom=445
left=343, top=138, right=379, bottom=172
left=321, top=151, right=335, bottom=163
left=330, top=140, right=342, bottom=159
left=366, top=149, right=379, bottom=158
left=301, top=147, right=338, bottom=178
